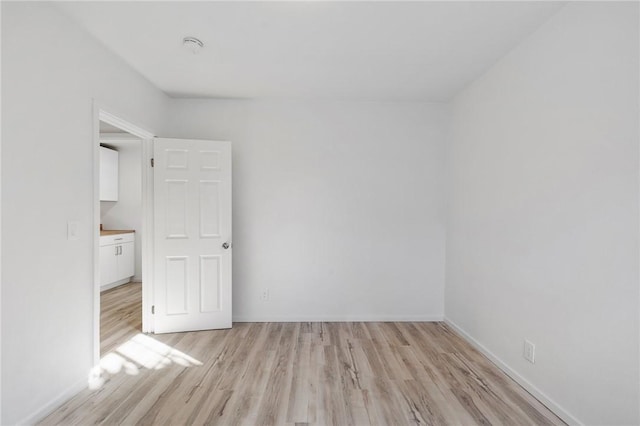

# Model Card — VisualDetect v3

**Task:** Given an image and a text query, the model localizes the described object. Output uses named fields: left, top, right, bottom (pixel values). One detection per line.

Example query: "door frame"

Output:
left=92, top=103, right=155, bottom=365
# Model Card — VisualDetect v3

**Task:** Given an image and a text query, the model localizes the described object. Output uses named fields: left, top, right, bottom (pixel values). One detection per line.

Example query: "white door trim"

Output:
left=92, top=102, right=156, bottom=366
left=141, top=137, right=155, bottom=334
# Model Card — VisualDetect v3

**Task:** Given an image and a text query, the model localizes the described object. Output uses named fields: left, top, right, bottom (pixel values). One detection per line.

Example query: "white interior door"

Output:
left=153, top=138, right=232, bottom=333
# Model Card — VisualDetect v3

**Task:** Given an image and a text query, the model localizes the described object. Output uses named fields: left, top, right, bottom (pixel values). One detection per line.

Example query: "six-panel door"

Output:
left=153, top=138, right=232, bottom=333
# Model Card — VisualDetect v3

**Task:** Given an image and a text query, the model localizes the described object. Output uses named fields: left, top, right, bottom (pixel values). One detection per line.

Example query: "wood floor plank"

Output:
left=285, top=327, right=312, bottom=424
left=39, top=284, right=566, bottom=426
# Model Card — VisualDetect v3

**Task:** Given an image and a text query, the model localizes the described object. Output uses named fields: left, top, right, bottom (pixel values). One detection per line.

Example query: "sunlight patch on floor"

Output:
left=89, top=333, right=202, bottom=389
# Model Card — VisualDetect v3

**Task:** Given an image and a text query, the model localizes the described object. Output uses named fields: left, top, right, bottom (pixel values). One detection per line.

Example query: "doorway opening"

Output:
left=93, top=108, right=232, bottom=365
left=93, top=107, right=155, bottom=365
left=99, top=125, right=142, bottom=356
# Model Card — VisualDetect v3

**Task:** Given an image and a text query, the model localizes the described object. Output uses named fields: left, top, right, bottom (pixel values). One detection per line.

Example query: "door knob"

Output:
left=222, top=242, right=231, bottom=249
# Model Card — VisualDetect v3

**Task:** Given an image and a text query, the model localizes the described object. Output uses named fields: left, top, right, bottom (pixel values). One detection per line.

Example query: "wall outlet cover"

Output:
left=524, top=340, right=535, bottom=364
left=261, top=288, right=270, bottom=301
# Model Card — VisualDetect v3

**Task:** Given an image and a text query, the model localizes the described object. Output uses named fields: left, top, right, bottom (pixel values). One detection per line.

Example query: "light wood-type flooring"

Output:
left=100, top=282, right=144, bottom=356
left=41, top=282, right=563, bottom=425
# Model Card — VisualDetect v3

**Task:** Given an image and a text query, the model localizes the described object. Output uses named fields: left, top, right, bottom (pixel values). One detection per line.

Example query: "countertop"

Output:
left=100, top=229, right=135, bottom=236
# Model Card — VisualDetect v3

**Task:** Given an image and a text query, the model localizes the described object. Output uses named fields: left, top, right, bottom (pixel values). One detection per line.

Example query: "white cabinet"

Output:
left=100, top=146, right=119, bottom=201
left=118, top=240, right=135, bottom=279
left=100, top=232, right=135, bottom=290
left=100, top=244, right=119, bottom=287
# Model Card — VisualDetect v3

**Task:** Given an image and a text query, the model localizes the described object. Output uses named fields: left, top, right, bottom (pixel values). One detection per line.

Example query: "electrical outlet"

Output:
left=523, top=340, right=535, bottom=364
left=261, top=288, right=270, bottom=301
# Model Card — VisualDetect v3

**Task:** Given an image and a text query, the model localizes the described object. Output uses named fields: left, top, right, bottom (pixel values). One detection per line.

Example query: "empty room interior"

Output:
left=1, top=1, right=639, bottom=425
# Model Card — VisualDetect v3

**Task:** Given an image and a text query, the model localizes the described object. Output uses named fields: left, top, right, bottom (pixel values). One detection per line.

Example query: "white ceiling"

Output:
left=58, top=1, right=564, bottom=101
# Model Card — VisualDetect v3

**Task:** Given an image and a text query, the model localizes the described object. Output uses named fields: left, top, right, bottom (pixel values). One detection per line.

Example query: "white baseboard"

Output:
left=233, top=314, right=444, bottom=322
left=100, top=277, right=132, bottom=292
left=16, top=377, right=87, bottom=425
left=443, top=317, right=583, bottom=426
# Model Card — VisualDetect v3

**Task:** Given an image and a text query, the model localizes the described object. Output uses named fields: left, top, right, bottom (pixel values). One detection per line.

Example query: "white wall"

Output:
left=445, top=3, right=639, bottom=425
left=167, top=100, right=447, bottom=322
left=0, top=2, right=3, bottom=420
left=100, top=140, right=143, bottom=281
left=1, top=3, right=169, bottom=424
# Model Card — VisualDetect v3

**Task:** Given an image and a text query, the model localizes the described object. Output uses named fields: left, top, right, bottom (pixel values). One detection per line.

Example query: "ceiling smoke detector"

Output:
left=183, top=37, right=204, bottom=54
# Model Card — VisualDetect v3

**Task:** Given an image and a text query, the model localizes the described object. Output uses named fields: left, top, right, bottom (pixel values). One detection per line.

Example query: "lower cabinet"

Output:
left=100, top=233, right=135, bottom=290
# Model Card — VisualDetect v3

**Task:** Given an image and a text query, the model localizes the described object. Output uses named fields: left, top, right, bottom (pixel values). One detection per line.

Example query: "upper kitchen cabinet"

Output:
left=100, top=146, right=118, bottom=201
